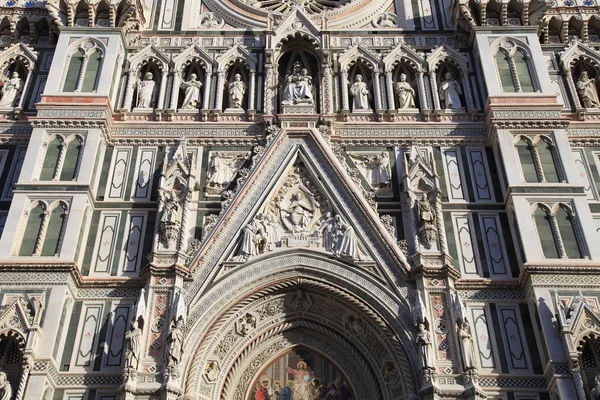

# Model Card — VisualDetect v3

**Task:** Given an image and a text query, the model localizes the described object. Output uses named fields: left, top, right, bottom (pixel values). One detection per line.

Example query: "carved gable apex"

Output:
left=559, top=40, right=600, bottom=69
left=0, top=296, right=32, bottom=335
left=217, top=45, right=258, bottom=70
left=173, top=44, right=215, bottom=72
left=162, top=138, right=195, bottom=180
left=128, top=44, right=170, bottom=71
left=185, top=129, right=410, bottom=304
left=272, top=8, right=321, bottom=49
left=0, top=43, right=38, bottom=71
left=339, top=44, right=382, bottom=71
left=426, top=44, right=469, bottom=71
left=383, top=43, right=425, bottom=72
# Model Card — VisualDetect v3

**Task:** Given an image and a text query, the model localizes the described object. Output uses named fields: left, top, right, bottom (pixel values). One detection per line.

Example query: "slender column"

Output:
left=53, top=207, right=69, bottom=256
left=549, top=212, right=567, bottom=258
left=507, top=55, right=522, bottom=92
left=248, top=70, right=256, bottom=111
left=461, top=72, right=475, bottom=112
left=373, top=71, right=383, bottom=111
left=15, top=358, right=32, bottom=400
left=32, top=210, right=51, bottom=256
left=122, top=70, right=136, bottom=110
left=17, top=69, right=33, bottom=109
left=72, top=139, right=85, bottom=180
left=52, top=142, right=68, bottom=181
left=202, top=70, right=212, bottom=110
left=341, top=69, right=350, bottom=111
left=417, top=71, right=428, bottom=111
left=74, top=54, right=89, bottom=92
left=532, top=143, right=546, bottom=183
left=157, top=70, right=168, bottom=110
left=385, top=70, right=395, bottom=111
left=178, top=191, right=192, bottom=250
left=263, top=63, right=274, bottom=114
left=430, top=71, right=441, bottom=110
left=214, top=69, right=225, bottom=111
left=323, top=63, right=333, bottom=114
left=170, top=69, right=181, bottom=110
left=570, top=361, right=587, bottom=400
left=565, top=68, right=582, bottom=109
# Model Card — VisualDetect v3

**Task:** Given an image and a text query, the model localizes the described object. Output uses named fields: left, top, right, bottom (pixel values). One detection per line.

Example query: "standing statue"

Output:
left=137, top=72, right=156, bottom=108
left=591, top=374, right=600, bottom=399
left=334, top=216, right=358, bottom=259
left=416, top=324, right=434, bottom=370
left=349, top=74, right=370, bottom=110
left=228, top=73, right=247, bottom=109
left=124, top=320, right=142, bottom=369
left=281, top=62, right=314, bottom=105
left=395, top=73, right=416, bottom=109
left=351, top=153, right=391, bottom=187
left=207, top=152, right=246, bottom=191
left=439, top=72, right=463, bottom=109
left=576, top=71, right=600, bottom=109
left=167, top=318, right=184, bottom=367
left=458, top=320, right=476, bottom=370
left=0, top=72, right=22, bottom=108
left=416, top=193, right=438, bottom=249
left=180, top=73, right=203, bottom=109
left=0, top=372, right=11, bottom=400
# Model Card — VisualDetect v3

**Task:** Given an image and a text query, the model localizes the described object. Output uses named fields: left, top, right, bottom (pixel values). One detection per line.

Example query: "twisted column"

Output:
left=52, top=142, right=68, bottom=181
left=202, top=71, right=212, bottom=110
left=157, top=70, right=168, bottom=110
left=341, top=69, right=349, bottom=112
left=430, top=71, right=441, bottom=110
left=565, top=68, right=582, bottom=109
left=417, top=71, right=428, bottom=111
left=385, top=70, right=395, bottom=110
left=323, top=63, right=333, bottom=114
left=373, top=71, right=383, bottom=111
left=214, top=69, right=225, bottom=111
left=248, top=70, right=256, bottom=111
left=122, top=70, right=136, bottom=110
left=170, top=69, right=181, bottom=110
left=74, top=54, right=89, bottom=92
left=15, top=356, right=33, bottom=400
left=263, top=63, right=274, bottom=114
left=32, top=210, right=51, bottom=256
left=17, top=69, right=33, bottom=109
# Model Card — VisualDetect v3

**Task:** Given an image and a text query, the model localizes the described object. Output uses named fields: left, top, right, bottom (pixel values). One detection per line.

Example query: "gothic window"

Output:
left=506, top=0, right=522, bottom=26
left=515, top=135, right=563, bottom=183
left=40, top=136, right=63, bottom=180
left=494, top=41, right=537, bottom=93
left=61, top=40, right=104, bottom=92
left=40, top=135, right=84, bottom=181
left=18, top=200, right=69, bottom=257
left=60, top=136, right=83, bottom=181
left=63, top=53, right=83, bottom=92
left=568, top=17, right=583, bottom=42
left=81, top=50, right=102, bottom=92
left=533, top=203, right=584, bottom=259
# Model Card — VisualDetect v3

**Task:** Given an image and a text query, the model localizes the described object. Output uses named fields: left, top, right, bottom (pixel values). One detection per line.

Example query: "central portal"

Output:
left=249, top=347, right=355, bottom=399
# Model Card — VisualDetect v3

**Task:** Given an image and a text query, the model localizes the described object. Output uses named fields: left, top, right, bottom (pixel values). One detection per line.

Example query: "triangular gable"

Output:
left=128, top=44, right=170, bottom=71
left=0, top=296, right=32, bottom=336
left=271, top=8, right=321, bottom=49
left=185, top=129, right=410, bottom=305
left=426, top=44, right=469, bottom=71
left=339, top=44, right=382, bottom=71
left=173, top=44, right=215, bottom=72
left=383, top=43, right=425, bottom=72
left=216, top=45, right=258, bottom=70
left=0, top=43, right=37, bottom=70
left=559, top=40, right=600, bottom=70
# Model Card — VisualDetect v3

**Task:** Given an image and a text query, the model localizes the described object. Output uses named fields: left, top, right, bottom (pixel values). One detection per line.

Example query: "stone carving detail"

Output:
left=157, top=139, right=196, bottom=250
left=0, top=72, right=22, bottom=108
left=439, top=72, right=463, bottom=110
left=281, top=61, right=314, bottom=106
left=136, top=71, right=156, bottom=109
left=454, top=294, right=477, bottom=372
left=0, top=372, right=11, bottom=400
left=395, top=73, right=416, bottom=110
left=206, top=152, right=249, bottom=195
left=348, top=152, right=392, bottom=195
left=180, top=73, right=203, bottom=109
left=228, top=74, right=247, bottom=110
left=235, top=313, right=257, bottom=336
left=230, top=161, right=370, bottom=262
left=124, top=320, right=142, bottom=369
left=349, top=74, right=371, bottom=111
left=373, top=12, right=399, bottom=28
left=205, top=361, right=220, bottom=382
left=167, top=318, right=184, bottom=368
left=576, top=71, right=600, bottom=109
left=198, top=12, right=224, bottom=28
left=287, top=289, right=312, bottom=311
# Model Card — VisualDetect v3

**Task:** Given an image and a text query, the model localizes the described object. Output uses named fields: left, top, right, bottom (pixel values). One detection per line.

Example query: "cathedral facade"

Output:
left=1, top=0, right=600, bottom=399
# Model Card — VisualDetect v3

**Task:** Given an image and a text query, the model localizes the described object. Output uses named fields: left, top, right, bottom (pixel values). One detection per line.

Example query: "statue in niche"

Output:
left=576, top=71, right=600, bottom=109
left=333, top=215, right=358, bottom=259
left=124, top=320, right=142, bottom=369
left=0, top=71, right=22, bottom=108
left=205, top=361, right=219, bottom=382
left=167, top=318, right=184, bottom=367
left=0, top=372, right=11, bottom=400
left=206, top=152, right=247, bottom=193
left=228, top=73, right=247, bottom=109
left=416, top=193, right=438, bottom=249
left=136, top=71, right=156, bottom=108
left=282, top=62, right=314, bottom=105
left=416, top=323, right=434, bottom=370
left=349, top=152, right=391, bottom=188
left=458, top=320, right=476, bottom=370
left=180, top=73, right=202, bottom=109
left=591, top=374, right=600, bottom=399
left=395, top=73, right=416, bottom=109
left=349, top=74, right=370, bottom=110
left=439, top=72, right=463, bottom=110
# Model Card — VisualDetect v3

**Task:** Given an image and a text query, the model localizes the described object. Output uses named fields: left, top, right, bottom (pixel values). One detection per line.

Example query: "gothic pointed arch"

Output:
left=339, top=44, right=382, bottom=73
left=216, top=45, right=257, bottom=73
left=426, top=44, right=469, bottom=72
left=383, top=43, right=426, bottom=73
left=173, top=44, right=215, bottom=74
left=559, top=39, right=600, bottom=71
left=128, top=44, right=169, bottom=73
left=0, top=42, right=37, bottom=73
left=271, top=8, right=321, bottom=51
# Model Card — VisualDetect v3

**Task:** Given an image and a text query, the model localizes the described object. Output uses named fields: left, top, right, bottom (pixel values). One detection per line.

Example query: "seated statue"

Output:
left=282, top=62, right=314, bottom=105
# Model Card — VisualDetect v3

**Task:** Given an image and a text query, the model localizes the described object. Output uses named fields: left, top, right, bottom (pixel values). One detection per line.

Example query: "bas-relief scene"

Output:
left=249, top=349, right=355, bottom=400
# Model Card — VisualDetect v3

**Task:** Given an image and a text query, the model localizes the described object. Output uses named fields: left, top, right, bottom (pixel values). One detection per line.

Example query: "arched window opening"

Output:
left=15, top=18, right=30, bottom=43
left=556, top=206, right=582, bottom=258
left=507, top=0, right=523, bottom=25
left=516, top=138, right=538, bottom=182
left=41, top=202, right=67, bottom=256
left=0, top=17, right=11, bottom=41
left=538, top=137, right=560, bottom=183
left=95, top=0, right=111, bottom=27
left=590, top=17, right=600, bottom=43
left=116, top=1, right=130, bottom=26
left=486, top=4, right=501, bottom=26
left=40, top=136, right=63, bottom=181
left=35, top=18, right=51, bottom=45
left=514, top=50, right=535, bottom=92
left=63, top=51, right=83, bottom=92
left=496, top=51, right=515, bottom=92
left=19, top=202, right=45, bottom=256
left=0, top=332, right=25, bottom=393
left=568, top=18, right=583, bottom=42
left=81, top=50, right=102, bottom=92
left=74, top=0, right=90, bottom=27
left=534, top=206, right=559, bottom=258
left=467, top=0, right=481, bottom=25
left=548, top=18, right=563, bottom=44
left=60, top=137, right=83, bottom=181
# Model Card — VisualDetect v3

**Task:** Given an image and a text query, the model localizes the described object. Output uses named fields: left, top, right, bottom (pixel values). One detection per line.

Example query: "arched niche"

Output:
left=74, top=0, right=90, bottom=27
left=0, top=330, right=26, bottom=393
left=171, top=45, right=215, bottom=112
left=426, top=45, right=474, bottom=112
left=568, top=17, right=584, bottom=42
left=176, top=62, right=206, bottom=111
left=485, top=0, right=502, bottom=26
left=590, top=16, right=600, bottom=43
left=346, top=60, right=376, bottom=112
left=0, top=43, right=37, bottom=109
left=215, top=46, right=257, bottom=112
left=559, top=41, right=600, bottom=110
left=122, top=45, right=169, bottom=111
left=507, top=0, right=524, bottom=26
left=547, top=17, right=563, bottom=44
left=95, top=0, right=112, bottom=27
left=0, top=17, right=12, bottom=43
left=276, top=41, right=322, bottom=114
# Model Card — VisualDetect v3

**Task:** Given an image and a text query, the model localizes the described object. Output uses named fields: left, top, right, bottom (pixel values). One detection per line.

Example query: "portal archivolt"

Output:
left=182, top=258, right=418, bottom=400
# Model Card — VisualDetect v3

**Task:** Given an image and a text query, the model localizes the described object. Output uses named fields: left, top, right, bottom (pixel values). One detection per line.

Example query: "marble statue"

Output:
left=378, top=13, right=396, bottom=28
left=167, top=318, right=184, bottom=367
left=0, top=372, right=10, bottom=400
left=576, top=71, right=600, bottom=109
left=416, top=324, right=434, bottom=370
left=416, top=193, right=437, bottom=249
left=235, top=224, right=256, bottom=260
left=289, top=289, right=311, bottom=311
left=137, top=72, right=156, bottom=108
left=228, top=73, right=247, bottom=109
left=207, top=152, right=247, bottom=192
left=205, top=361, right=219, bottom=382
left=439, top=72, right=463, bottom=109
left=0, top=72, right=22, bottom=108
left=282, top=62, right=314, bottom=105
left=591, top=374, right=600, bottom=399
left=458, top=320, right=476, bottom=370
left=199, top=12, right=221, bottom=28
left=180, top=73, right=202, bottom=109
left=124, top=320, right=142, bottom=369
left=333, top=215, right=358, bottom=259
left=350, top=152, right=391, bottom=187
left=349, top=74, right=370, bottom=110
left=319, top=212, right=335, bottom=251
left=395, top=73, right=416, bottom=109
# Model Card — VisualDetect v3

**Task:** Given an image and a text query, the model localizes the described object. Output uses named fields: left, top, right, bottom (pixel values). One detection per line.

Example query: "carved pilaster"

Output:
left=17, top=69, right=33, bottom=110
left=263, top=62, right=274, bottom=115
left=430, top=72, right=441, bottom=110
left=565, top=69, right=583, bottom=109
left=248, top=70, right=256, bottom=111
left=214, top=69, right=225, bottom=111
left=170, top=69, right=182, bottom=110
left=385, top=70, right=395, bottom=110
left=373, top=71, right=383, bottom=111
left=122, top=70, right=136, bottom=111
left=341, top=69, right=350, bottom=112
left=417, top=71, right=429, bottom=111
left=202, top=71, right=212, bottom=111
left=157, top=70, right=168, bottom=110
